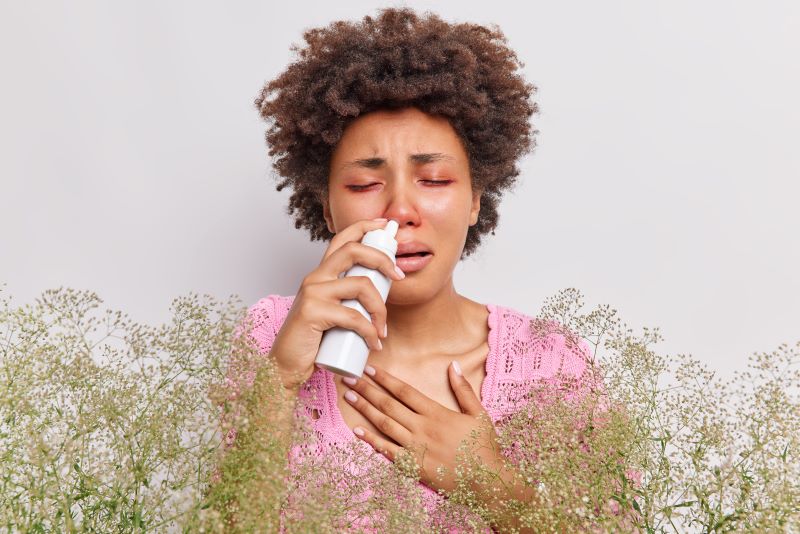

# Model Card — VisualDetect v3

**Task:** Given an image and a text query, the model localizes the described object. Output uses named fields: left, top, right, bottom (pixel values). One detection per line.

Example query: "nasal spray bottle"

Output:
left=314, top=219, right=399, bottom=378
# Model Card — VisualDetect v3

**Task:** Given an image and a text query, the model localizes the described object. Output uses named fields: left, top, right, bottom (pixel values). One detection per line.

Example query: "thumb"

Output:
left=449, top=361, right=485, bottom=417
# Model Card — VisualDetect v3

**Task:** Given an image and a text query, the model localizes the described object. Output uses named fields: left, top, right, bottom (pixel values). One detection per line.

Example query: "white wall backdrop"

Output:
left=1, top=0, right=798, bottom=382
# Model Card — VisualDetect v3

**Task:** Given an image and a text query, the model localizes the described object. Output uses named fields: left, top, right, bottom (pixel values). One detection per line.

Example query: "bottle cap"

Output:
left=362, top=219, right=399, bottom=256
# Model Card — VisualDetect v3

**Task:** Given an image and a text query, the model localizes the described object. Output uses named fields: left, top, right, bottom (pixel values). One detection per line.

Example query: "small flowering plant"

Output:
left=0, top=283, right=797, bottom=532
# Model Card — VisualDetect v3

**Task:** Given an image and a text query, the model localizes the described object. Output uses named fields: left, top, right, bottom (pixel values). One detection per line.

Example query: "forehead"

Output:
left=331, top=107, right=467, bottom=162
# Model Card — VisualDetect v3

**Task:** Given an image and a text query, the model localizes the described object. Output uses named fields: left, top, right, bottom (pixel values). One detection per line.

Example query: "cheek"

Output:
left=328, top=193, right=381, bottom=228
left=417, top=192, right=473, bottom=226
left=329, top=187, right=473, bottom=232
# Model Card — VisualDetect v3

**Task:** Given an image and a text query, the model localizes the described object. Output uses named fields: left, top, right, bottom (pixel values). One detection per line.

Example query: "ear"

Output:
left=469, top=188, right=482, bottom=226
left=322, top=191, right=335, bottom=233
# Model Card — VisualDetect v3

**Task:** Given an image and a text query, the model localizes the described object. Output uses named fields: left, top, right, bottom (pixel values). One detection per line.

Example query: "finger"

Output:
left=317, top=240, right=405, bottom=284
left=304, top=298, right=383, bottom=351
left=321, top=218, right=390, bottom=263
left=364, top=364, right=439, bottom=417
left=448, top=360, right=485, bottom=417
left=309, top=277, right=388, bottom=345
left=343, top=385, right=414, bottom=447
left=343, top=374, right=418, bottom=432
left=356, top=365, right=391, bottom=396
left=351, top=424, right=403, bottom=463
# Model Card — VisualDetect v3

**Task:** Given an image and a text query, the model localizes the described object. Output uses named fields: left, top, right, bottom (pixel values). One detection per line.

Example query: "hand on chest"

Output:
left=333, top=351, right=487, bottom=444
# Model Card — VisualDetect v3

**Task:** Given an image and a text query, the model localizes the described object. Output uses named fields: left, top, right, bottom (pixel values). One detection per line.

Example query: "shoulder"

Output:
left=247, top=293, right=295, bottom=319
left=490, top=302, right=593, bottom=386
left=221, top=294, right=297, bottom=406
left=242, top=294, right=296, bottom=353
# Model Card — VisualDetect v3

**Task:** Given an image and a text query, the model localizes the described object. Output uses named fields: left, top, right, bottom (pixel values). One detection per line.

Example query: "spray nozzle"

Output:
left=384, top=219, right=399, bottom=238
left=362, top=219, right=400, bottom=256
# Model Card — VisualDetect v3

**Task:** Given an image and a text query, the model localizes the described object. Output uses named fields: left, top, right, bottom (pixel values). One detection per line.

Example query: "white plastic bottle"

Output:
left=315, top=219, right=399, bottom=378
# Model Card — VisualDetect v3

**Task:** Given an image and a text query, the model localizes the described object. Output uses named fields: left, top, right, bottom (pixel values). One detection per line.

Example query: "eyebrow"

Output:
left=339, top=152, right=455, bottom=171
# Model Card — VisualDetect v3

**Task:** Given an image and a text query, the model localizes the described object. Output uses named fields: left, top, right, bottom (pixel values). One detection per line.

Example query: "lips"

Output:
left=395, top=251, right=433, bottom=273
left=396, top=241, right=431, bottom=256
left=395, top=251, right=431, bottom=258
left=394, top=240, right=433, bottom=273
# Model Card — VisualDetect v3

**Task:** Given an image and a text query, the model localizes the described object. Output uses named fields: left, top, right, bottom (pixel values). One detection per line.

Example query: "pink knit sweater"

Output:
left=223, top=294, right=604, bottom=531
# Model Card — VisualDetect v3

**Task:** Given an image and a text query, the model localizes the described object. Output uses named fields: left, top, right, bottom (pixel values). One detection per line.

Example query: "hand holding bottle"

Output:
left=315, top=218, right=399, bottom=377
left=269, top=218, right=404, bottom=390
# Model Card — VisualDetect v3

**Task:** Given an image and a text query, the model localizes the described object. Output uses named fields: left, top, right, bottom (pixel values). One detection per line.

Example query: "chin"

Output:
left=386, top=279, right=446, bottom=306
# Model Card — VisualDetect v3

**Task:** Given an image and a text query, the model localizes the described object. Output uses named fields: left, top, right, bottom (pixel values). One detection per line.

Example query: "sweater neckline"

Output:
left=324, top=302, right=500, bottom=445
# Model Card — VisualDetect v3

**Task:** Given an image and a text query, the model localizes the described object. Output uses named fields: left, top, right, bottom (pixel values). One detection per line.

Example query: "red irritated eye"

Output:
left=346, top=183, right=378, bottom=191
left=346, top=180, right=452, bottom=192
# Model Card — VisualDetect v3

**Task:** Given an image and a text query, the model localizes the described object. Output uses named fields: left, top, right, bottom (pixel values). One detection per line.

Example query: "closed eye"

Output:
left=346, top=183, right=378, bottom=191
left=346, top=180, right=452, bottom=191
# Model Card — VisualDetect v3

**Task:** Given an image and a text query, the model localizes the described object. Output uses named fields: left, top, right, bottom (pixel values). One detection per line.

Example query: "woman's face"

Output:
left=324, top=106, right=481, bottom=304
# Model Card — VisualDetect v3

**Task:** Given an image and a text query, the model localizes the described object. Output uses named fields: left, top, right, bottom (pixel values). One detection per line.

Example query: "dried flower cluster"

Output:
left=1, top=284, right=797, bottom=532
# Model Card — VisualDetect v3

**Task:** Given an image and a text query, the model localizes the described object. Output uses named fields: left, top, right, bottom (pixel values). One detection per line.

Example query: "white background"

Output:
left=1, top=1, right=798, bottom=383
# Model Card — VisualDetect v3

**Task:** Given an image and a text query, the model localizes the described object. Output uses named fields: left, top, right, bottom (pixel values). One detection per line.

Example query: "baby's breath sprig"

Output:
left=1, top=284, right=797, bottom=532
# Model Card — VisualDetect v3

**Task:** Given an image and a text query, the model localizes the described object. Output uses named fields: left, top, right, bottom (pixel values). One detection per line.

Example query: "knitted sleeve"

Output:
left=219, top=294, right=288, bottom=448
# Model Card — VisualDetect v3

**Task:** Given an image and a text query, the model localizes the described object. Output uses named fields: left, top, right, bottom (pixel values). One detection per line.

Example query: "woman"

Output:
left=225, top=7, right=608, bottom=532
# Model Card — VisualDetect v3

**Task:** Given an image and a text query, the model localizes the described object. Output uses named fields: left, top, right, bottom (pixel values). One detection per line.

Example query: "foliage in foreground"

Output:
left=0, top=284, right=797, bottom=532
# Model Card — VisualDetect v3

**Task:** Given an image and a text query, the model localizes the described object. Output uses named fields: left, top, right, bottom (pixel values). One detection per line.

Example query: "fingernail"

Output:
left=375, top=339, right=383, bottom=351
left=345, top=390, right=358, bottom=403
left=394, top=265, right=405, bottom=279
left=373, top=218, right=388, bottom=222
left=364, top=365, right=376, bottom=376
left=383, top=324, right=388, bottom=338
left=353, top=427, right=365, bottom=436
left=452, top=360, right=462, bottom=376
left=343, top=376, right=358, bottom=386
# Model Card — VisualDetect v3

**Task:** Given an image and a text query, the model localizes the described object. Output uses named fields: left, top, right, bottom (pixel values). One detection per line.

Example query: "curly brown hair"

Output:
left=254, top=7, right=538, bottom=258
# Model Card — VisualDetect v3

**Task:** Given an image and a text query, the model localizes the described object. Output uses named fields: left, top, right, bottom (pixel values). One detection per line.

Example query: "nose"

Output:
left=380, top=177, right=421, bottom=229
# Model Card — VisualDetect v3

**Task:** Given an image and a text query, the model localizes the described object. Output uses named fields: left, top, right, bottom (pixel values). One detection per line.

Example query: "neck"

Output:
left=379, top=277, right=476, bottom=366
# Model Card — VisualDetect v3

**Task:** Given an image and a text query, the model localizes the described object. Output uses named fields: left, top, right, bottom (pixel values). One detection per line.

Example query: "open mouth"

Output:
left=396, top=252, right=431, bottom=258
left=394, top=251, right=433, bottom=274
